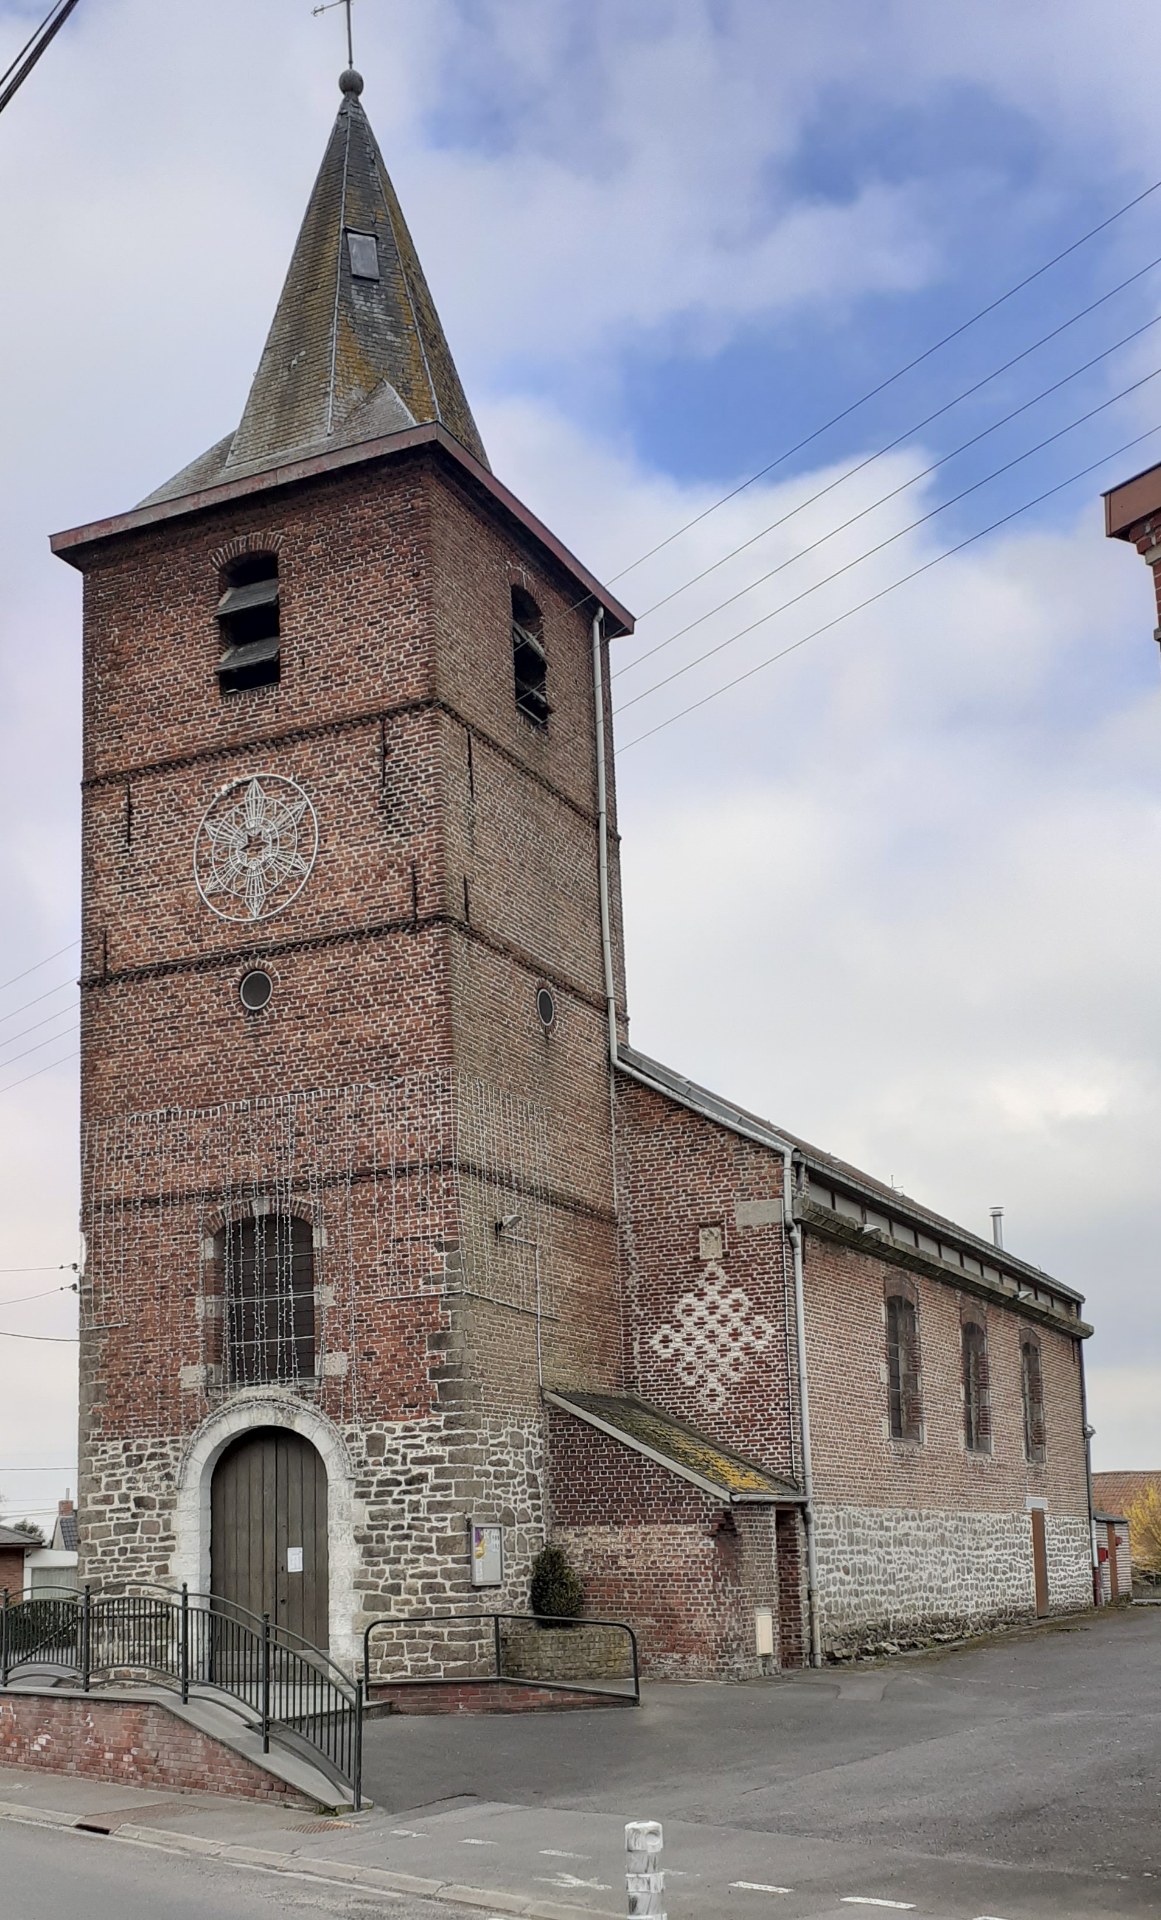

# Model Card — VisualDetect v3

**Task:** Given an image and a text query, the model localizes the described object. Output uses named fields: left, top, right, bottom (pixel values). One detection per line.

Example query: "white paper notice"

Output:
left=287, top=1546, right=304, bottom=1574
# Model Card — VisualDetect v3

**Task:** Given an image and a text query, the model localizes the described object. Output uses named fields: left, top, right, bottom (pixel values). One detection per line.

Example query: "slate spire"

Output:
left=145, top=70, right=487, bottom=504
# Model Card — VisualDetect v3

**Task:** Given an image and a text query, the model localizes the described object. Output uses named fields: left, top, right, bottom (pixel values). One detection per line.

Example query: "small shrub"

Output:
left=529, top=1542, right=584, bottom=1624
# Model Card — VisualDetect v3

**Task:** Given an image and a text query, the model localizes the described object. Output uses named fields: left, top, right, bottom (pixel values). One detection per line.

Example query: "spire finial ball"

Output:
left=340, top=67, right=364, bottom=96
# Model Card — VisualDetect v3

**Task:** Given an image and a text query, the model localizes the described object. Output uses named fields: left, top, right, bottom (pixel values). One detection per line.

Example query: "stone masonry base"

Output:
left=815, top=1503, right=1093, bottom=1657
left=0, top=1692, right=312, bottom=1806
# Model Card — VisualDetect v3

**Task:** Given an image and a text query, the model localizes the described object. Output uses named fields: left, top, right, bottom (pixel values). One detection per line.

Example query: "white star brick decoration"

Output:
left=194, top=773, right=318, bottom=922
left=650, top=1264, right=775, bottom=1410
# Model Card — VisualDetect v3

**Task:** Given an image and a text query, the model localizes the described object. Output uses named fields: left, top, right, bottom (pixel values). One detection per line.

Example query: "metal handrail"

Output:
left=0, top=1584, right=362, bottom=1807
left=363, top=1609, right=640, bottom=1705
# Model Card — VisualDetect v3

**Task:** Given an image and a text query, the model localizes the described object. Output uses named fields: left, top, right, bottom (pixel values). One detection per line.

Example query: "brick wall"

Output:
left=614, top=1076, right=798, bottom=1482
left=804, top=1229, right=1091, bottom=1648
left=0, top=1691, right=311, bottom=1804
left=0, top=1547, right=25, bottom=1597
left=547, top=1405, right=792, bottom=1677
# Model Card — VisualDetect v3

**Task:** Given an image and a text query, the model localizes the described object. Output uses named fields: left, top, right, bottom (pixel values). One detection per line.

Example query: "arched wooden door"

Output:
left=211, top=1427, right=329, bottom=1649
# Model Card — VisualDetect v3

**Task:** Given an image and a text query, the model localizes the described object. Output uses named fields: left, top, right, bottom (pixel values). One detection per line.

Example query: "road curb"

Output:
left=0, top=1800, right=621, bottom=1920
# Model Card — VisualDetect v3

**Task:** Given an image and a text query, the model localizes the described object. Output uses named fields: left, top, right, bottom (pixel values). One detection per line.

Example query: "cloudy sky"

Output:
left=1, top=0, right=1159, bottom=1522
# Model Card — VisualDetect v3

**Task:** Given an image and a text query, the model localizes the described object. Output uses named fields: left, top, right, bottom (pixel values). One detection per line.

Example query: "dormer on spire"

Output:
left=144, top=73, right=488, bottom=506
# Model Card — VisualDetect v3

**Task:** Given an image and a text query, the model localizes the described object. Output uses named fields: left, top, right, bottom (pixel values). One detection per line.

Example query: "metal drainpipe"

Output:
left=784, top=1150, right=822, bottom=1667
left=1078, top=1339, right=1098, bottom=1605
left=591, top=608, right=619, bottom=1068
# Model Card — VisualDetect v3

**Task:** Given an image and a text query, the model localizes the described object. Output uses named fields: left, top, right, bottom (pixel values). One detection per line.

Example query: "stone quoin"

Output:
left=52, top=65, right=1097, bottom=1683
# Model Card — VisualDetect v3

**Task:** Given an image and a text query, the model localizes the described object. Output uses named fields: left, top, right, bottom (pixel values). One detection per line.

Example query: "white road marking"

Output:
left=460, top=1836, right=498, bottom=1846
left=389, top=1828, right=428, bottom=1838
left=538, top=1849, right=589, bottom=1859
left=841, top=1902, right=917, bottom=1911
left=535, top=1871, right=613, bottom=1891
left=730, top=1880, right=795, bottom=1894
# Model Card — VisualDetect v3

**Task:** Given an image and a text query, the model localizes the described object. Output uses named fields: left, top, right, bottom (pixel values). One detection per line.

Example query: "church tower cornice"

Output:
left=50, top=419, right=634, bottom=636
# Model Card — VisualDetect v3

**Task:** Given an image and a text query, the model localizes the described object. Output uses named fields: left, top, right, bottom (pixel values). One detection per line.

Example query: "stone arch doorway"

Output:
left=210, top=1426, right=330, bottom=1649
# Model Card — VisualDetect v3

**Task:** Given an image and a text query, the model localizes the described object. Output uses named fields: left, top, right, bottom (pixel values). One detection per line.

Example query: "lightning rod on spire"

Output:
left=312, top=0, right=356, bottom=71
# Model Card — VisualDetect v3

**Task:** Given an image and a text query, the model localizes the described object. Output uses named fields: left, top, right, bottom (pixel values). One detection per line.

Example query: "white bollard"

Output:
left=625, top=1819, right=666, bottom=1919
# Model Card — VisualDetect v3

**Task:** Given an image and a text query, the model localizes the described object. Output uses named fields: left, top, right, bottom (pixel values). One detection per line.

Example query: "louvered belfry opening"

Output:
left=1021, top=1335, right=1047, bottom=1463
left=222, top=1213, right=316, bottom=1386
left=886, top=1286, right=922, bottom=1442
left=961, top=1317, right=992, bottom=1453
left=217, top=551, right=281, bottom=693
left=512, top=584, right=550, bottom=727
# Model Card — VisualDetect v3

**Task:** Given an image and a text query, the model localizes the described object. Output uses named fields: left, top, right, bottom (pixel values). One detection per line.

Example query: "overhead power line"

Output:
left=620, top=419, right=1161, bottom=750
left=0, top=1264, right=79, bottom=1276
left=0, top=0, right=83, bottom=119
left=0, top=1283, right=78, bottom=1308
left=0, top=941, right=79, bottom=998
left=0, top=978, right=79, bottom=1028
left=0, top=1047, right=79, bottom=1100
left=0, top=1022, right=80, bottom=1075
left=602, top=171, right=1161, bottom=590
left=0, top=1004, right=82, bottom=1056
left=0, top=1328, right=78, bottom=1343
left=617, top=365, right=1161, bottom=714
left=623, top=271, right=1161, bottom=645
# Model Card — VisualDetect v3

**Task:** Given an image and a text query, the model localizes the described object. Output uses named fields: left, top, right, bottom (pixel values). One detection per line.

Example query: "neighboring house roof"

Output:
left=141, top=70, right=488, bottom=509
left=52, top=1512, right=77, bottom=1552
left=546, top=1389, right=803, bottom=1505
left=618, top=1045, right=1086, bottom=1334
left=0, top=1526, right=32, bottom=1548
left=1093, top=1471, right=1161, bottom=1518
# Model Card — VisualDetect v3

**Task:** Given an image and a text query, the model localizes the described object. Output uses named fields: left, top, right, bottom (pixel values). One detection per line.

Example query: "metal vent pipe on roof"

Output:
left=990, top=1206, right=1004, bottom=1249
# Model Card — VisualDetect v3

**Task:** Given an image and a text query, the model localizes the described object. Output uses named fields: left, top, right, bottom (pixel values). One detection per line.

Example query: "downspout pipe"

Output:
left=1078, top=1341, right=1098, bottom=1606
left=590, top=605, right=822, bottom=1668
left=784, top=1151, right=822, bottom=1667
left=592, top=609, right=620, bottom=1068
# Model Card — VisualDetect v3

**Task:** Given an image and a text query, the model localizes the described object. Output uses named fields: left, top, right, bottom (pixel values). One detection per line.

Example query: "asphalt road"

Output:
left=2, top=1818, right=454, bottom=1920
left=355, top=1602, right=1161, bottom=1918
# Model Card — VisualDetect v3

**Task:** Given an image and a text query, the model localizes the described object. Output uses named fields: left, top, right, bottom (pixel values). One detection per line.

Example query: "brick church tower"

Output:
left=54, top=69, right=640, bottom=1669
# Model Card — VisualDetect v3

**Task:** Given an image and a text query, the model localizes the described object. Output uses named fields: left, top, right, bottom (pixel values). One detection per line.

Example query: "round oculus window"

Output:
left=239, top=969, right=273, bottom=1012
left=536, top=985, right=556, bottom=1031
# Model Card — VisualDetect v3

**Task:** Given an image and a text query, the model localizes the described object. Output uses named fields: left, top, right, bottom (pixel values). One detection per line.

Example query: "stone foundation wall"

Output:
left=79, top=1403, right=548, bottom=1681
left=1044, top=1513, right=1094, bottom=1613
left=815, top=1502, right=1091, bottom=1655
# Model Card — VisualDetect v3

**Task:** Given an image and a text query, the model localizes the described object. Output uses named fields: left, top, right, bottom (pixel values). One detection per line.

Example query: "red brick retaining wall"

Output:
left=0, top=1691, right=310, bottom=1804
left=369, top=1678, right=631, bottom=1713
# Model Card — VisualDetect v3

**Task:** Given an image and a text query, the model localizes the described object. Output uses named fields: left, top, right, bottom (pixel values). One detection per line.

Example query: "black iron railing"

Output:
left=0, top=1584, right=362, bottom=1807
left=363, top=1609, right=640, bottom=1705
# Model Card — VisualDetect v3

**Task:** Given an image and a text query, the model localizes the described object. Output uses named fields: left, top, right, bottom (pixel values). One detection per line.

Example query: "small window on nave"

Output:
left=1021, top=1335, right=1046, bottom=1464
left=962, top=1318, right=991, bottom=1453
left=222, top=1212, right=315, bottom=1387
left=217, top=551, right=281, bottom=694
left=512, top=585, right=550, bottom=728
left=885, top=1290, right=922, bottom=1443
